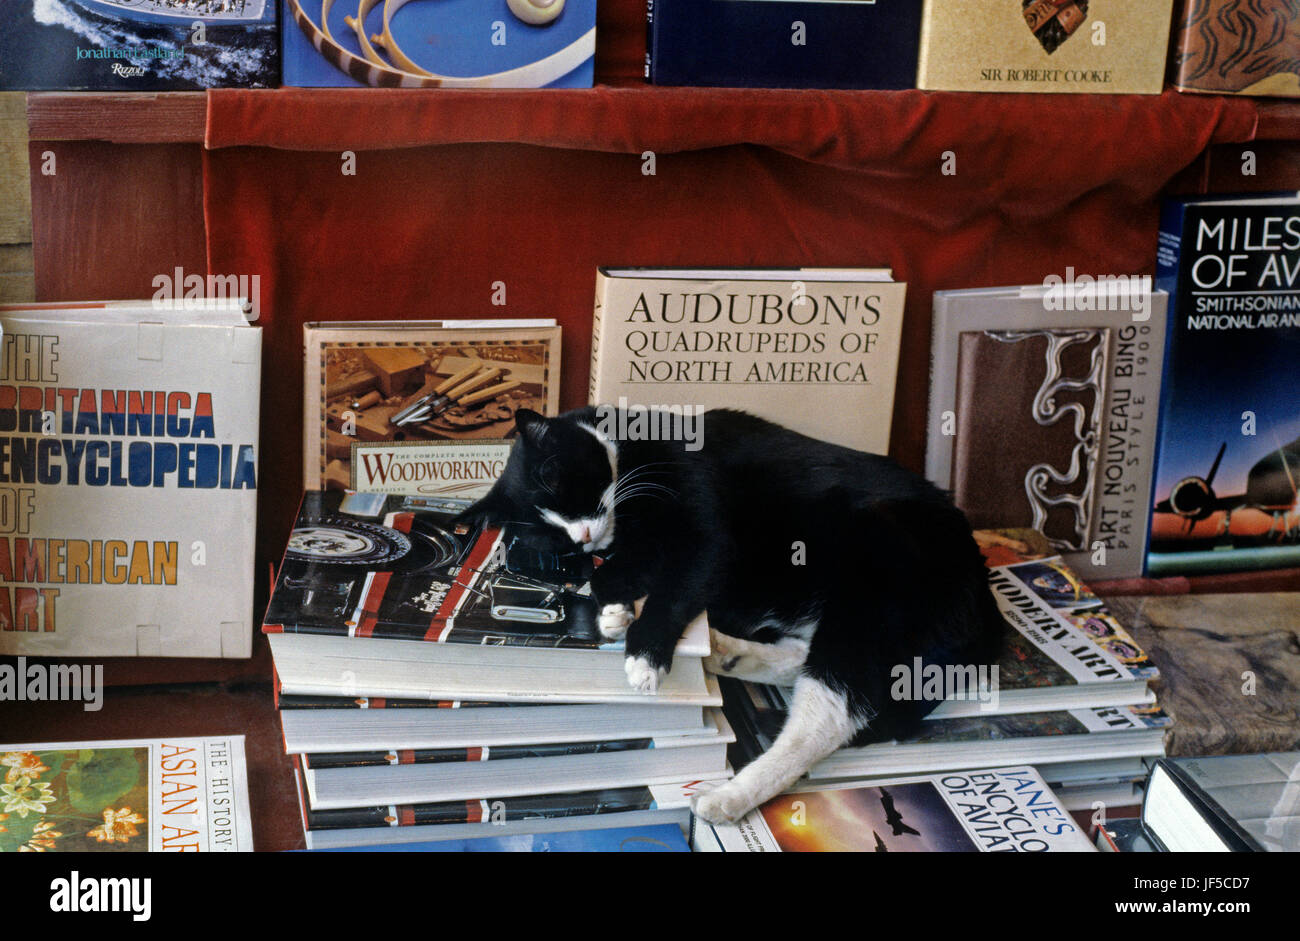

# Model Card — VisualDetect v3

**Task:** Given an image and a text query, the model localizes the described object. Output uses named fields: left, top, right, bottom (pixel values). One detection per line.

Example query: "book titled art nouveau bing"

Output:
left=591, top=269, right=904, bottom=455
left=0, top=302, right=261, bottom=658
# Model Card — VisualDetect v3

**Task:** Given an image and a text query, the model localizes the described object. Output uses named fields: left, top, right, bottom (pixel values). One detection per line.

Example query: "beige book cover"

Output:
left=302, top=321, right=561, bottom=491
left=0, top=301, right=260, bottom=658
left=918, top=1, right=1176, bottom=94
left=590, top=269, right=904, bottom=455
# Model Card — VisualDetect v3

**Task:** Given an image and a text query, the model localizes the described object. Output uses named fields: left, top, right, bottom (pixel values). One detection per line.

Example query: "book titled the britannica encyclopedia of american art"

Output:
left=0, top=301, right=261, bottom=658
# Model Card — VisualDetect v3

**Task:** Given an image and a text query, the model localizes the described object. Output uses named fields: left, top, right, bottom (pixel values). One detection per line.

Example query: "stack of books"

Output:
left=721, top=528, right=1171, bottom=814
left=263, top=489, right=730, bottom=850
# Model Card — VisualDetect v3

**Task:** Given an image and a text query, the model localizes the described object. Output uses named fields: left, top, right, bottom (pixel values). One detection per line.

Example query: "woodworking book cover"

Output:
left=301, top=322, right=560, bottom=492
left=917, top=0, right=1177, bottom=94
left=1150, top=195, right=1300, bottom=576
left=0, top=0, right=279, bottom=91
left=0, top=303, right=261, bottom=658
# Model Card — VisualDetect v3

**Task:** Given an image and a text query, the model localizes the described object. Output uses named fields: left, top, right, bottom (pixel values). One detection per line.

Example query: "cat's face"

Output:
left=463, top=410, right=617, bottom=553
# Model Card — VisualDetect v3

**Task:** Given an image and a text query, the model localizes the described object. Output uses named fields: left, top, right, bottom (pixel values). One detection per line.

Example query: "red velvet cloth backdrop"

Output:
left=203, top=2, right=1271, bottom=568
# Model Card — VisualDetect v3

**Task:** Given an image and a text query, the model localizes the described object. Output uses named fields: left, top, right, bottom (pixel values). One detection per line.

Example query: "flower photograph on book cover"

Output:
left=0, top=748, right=149, bottom=853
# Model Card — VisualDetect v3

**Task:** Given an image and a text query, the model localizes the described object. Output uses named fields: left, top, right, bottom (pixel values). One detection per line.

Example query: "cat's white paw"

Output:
left=625, top=655, right=665, bottom=694
left=598, top=603, right=634, bottom=640
left=703, top=628, right=742, bottom=675
left=691, top=780, right=754, bottom=825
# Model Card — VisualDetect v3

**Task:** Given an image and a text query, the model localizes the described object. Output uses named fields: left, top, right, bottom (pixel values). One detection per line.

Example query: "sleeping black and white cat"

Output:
left=458, top=405, right=1003, bottom=824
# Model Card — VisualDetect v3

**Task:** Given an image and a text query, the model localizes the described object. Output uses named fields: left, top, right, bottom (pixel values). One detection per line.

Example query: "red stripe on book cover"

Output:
left=466, top=800, right=484, bottom=823
left=263, top=623, right=283, bottom=633
left=371, top=698, right=386, bottom=709
left=466, top=747, right=483, bottom=762
left=399, top=750, right=415, bottom=765
left=398, top=806, right=415, bottom=827
left=427, top=527, right=501, bottom=642
left=355, top=571, right=394, bottom=638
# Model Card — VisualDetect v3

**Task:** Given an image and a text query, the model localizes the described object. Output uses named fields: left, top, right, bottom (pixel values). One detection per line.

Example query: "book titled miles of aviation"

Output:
left=1150, top=194, right=1300, bottom=576
left=0, top=301, right=260, bottom=658
left=694, top=767, right=1095, bottom=852
left=0, top=735, right=253, bottom=852
left=590, top=269, right=905, bottom=455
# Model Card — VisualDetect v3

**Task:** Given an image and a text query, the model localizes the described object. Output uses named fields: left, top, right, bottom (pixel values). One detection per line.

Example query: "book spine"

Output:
left=589, top=271, right=606, bottom=404
left=644, top=0, right=655, bottom=81
left=915, top=0, right=937, bottom=90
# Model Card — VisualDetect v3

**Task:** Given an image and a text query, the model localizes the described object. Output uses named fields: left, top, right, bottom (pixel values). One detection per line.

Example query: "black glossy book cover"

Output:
left=646, top=0, right=923, bottom=89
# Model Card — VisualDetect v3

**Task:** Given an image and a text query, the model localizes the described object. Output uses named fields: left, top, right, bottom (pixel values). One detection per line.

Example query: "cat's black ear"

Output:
left=514, top=408, right=549, bottom=448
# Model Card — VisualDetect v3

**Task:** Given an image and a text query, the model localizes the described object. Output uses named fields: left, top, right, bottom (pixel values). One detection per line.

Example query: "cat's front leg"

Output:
left=622, top=588, right=704, bottom=694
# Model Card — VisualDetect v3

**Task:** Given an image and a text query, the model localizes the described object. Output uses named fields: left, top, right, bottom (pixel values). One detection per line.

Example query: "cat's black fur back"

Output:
left=461, top=406, right=1003, bottom=744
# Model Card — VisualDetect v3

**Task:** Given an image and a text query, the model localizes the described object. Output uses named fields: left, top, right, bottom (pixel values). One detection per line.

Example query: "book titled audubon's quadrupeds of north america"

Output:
left=591, top=268, right=905, bottom=455
left=0, top=301, right=260, bottom=658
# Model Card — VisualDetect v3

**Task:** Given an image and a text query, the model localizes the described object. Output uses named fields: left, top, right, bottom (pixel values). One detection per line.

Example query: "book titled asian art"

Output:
left=0, top=301, right=261, bottom=658
left=591, top=269, right=904, bottom=455
left=694, top=766, right=1096, bottom=852
left=302, top=320, right=559, bottom=492
left=0, top=735, right=253, bottom=852
left=917, top=0, right=1177, bottom=94
left=1173, top=0, right=1300, bottom=97
left=927, top=284, right=1169, bottom=580
left=1150, top=194, right=1300, bottom=576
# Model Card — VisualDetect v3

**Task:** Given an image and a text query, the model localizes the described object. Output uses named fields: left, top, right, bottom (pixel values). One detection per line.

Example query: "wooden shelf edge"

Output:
left=26, top=91, right=207, bottom=144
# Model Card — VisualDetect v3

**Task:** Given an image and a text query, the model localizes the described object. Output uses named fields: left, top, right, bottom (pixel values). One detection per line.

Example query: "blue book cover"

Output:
left=282, top=0, right=595, bottom=88
left=646, top=0, right=923, bottom=89
left=1149, top=193, right=1300, bottom=576
left=305, top=823, right=690, bottom=851
left=0, top=0, right=279, bottom=90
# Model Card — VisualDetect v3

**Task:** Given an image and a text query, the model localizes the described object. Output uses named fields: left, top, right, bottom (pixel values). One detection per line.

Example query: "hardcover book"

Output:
left=1173, top=0, right=1300, bottom=97
left=694, top=766, right=1096, bottom=852
left=299, top=711, right=735, bottom=810
left=927, top=285, right=1169, bottom=580
left=282, top=0, right=596, bottom=88
left=264, top=490, right=717, bottom=702
left=917, top=0, right=1177, bottom=94
left=307, top=822, right=691, bottom=852
left=1155, top=752, right=1299, bottom=851
left=0, top=735, right=253, bottom=852
left=724, top=676, right=1170, bottom=781
left=302, top=320, right=560, bottom=491
left=0, top=0, right=279, bottom=90
left=0, top=301, right=261, bottom=658
left=276, top=680, right=718, bottom=753
left=1150, top=194, right=1300, bottom=576
left=293, top=768, right=717, bottom=849
left=591, top=268, right=904, bottom=454
left=645, top=0, right=924, bottom=88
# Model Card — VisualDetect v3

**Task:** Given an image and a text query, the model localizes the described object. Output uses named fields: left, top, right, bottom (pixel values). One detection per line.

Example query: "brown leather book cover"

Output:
left=951, top=328, right=1109, bottom=551
left=1174, top=0, right=1300, bottom=97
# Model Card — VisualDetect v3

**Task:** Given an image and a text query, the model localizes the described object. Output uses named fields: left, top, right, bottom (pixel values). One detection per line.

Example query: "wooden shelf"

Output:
left=25, top=87, right=1300, bottom=149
